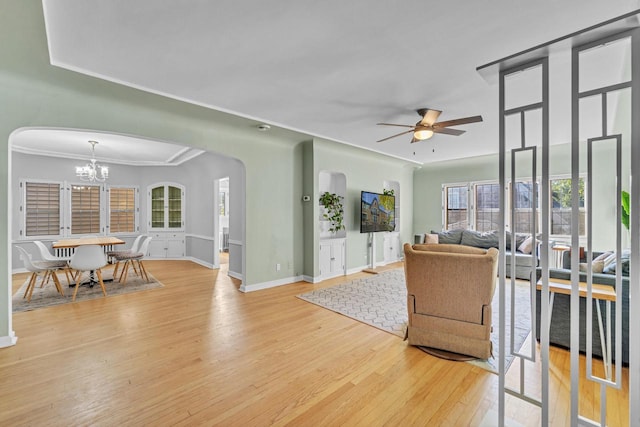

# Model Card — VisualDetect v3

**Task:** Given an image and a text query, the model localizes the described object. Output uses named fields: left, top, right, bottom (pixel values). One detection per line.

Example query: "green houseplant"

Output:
left=622, top=190, right=630, bottom=230
left=319, top=192, right=345, bottom=233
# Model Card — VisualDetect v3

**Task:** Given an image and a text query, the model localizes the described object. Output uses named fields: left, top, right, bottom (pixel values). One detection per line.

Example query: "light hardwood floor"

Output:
left=2, top=261, right=628, bottom=426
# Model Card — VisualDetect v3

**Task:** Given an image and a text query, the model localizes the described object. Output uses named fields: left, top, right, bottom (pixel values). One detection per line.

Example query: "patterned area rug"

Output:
left=13, top=270, right=164, bottom=313
left=298, top=269, right=532, bottom=374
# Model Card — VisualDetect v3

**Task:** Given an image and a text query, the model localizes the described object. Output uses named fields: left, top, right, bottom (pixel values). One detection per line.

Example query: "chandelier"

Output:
left=75, top=140, right=109, bottom=182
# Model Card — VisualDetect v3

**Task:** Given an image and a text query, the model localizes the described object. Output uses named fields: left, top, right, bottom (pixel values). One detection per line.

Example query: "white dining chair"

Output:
left=16, top=246, right=66, bottom=302
left=33, top=240, right=72, bottom=285
left=115, top=236, right=152, bottom=285
left=108, top=235, right=145, bottom=276
left=68, top=245, right=108, bottom=301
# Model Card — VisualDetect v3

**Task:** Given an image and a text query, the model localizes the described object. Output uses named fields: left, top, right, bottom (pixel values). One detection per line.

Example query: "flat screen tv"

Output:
left=360, top=191, right=395, bottom=233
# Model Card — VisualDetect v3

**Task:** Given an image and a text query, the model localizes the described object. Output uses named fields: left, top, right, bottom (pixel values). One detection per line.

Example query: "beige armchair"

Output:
left=403, top=243, right=499, bottom=359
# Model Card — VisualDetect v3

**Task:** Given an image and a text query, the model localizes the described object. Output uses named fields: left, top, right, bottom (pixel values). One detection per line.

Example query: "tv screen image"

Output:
left=360, top=191, right=395, bottom=233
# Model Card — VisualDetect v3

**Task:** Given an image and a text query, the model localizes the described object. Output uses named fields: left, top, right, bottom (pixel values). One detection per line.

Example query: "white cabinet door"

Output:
left=148, top=232, right=185, bottom=258
left=148, top=239, right=166, bottom=258
left=319, top=239, right=345, bottom=279
left=330, top=239, right=345, bottom=274
left=167, top=237, right=185, bottom=257
left=383, top=233, right=401, bottom=263
left=319, top=241, right=332, bottom=278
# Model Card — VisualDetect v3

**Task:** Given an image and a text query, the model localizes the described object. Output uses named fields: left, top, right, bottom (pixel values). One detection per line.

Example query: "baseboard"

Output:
left=186, top=257, right=215, bottom=269
left=227, top=270, right=243, bottom=281
left=347, top=264, right=369, bottom=275
left=0, top=332, right=18, bottom=348
left=240, top=275, right=304, bottom=292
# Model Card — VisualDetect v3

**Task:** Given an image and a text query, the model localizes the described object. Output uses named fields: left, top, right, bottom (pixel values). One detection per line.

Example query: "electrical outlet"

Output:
left=276, top=263, right=281, bottom=271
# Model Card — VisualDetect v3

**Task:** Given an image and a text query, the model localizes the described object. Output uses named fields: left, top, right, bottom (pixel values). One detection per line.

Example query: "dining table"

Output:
left=52, top=236, right=126, bottom=249
left=52, top=236, right=126, bottom=287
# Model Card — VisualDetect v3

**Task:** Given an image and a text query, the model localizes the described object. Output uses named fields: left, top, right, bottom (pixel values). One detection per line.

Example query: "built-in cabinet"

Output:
left=318, top=171, right=347, bottom=279
left=383, top=233, right=401, bottom=264
left=147, top=183, right=185, bottom=258
left=148, top=232, right=185, bottom=258
left=319, top=238, right=345, bottom=280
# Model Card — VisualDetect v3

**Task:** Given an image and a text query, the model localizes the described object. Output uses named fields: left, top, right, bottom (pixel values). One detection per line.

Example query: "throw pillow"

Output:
left=593, top=251, right=612, bottom=262
left=580, top=260, right=605, bottom=273
left=518, top=235, right=534, bottom=254
left=592, top=260, right=605, bottom=273
left=424, top=233, right=439, bottom=244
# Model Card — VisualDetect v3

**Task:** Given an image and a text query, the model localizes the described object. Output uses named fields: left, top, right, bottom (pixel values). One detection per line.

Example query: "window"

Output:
left=475, top=183, right=501, bottom=231
left=109, top=187, right=137, bottom=233
left=511, top=181, right=541, bottom=234
left=70, top=185, right=101, bottom=235
left=21, top=181, right=141, bottom=239
left=23, top=181, right=61, bottom=237
left=444, top=185, right=468, bottom=230
left=551, top=177, right=585, bottom=235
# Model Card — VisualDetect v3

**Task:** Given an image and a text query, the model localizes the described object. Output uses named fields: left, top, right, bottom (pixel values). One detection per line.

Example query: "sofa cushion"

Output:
left=431, top=229, right=463, bottom=244
left=505, top=250, right=536, bottom=267
left=460, top=229, right=499, bottom=249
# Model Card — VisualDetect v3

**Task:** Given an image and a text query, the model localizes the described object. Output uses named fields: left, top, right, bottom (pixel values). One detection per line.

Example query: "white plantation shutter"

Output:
left=109, top=187, right=136, bottom=233
left=24, top=181, right=61, bottom=236
left=71, top=185, right=101, bottom=235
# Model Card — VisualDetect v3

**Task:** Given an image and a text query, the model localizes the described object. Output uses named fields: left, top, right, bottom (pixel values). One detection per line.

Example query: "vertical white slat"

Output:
left=629, top=26, right=640, bottom=427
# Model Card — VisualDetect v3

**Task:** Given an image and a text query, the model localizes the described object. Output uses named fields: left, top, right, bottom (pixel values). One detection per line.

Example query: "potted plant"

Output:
left=319, top=191, right=345, bottom=233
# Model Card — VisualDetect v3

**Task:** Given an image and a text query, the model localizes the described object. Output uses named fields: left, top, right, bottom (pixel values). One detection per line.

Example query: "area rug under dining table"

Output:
left=297, top=268, right=532, bottom=373
left=12, top=270, right=164, bottom=312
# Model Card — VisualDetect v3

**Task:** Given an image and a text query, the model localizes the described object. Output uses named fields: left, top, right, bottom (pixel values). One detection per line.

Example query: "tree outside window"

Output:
left=551, top=178, right=585, bottom=235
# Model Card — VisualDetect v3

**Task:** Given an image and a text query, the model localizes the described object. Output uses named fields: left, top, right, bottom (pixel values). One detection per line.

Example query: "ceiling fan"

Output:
left=377, top=108, right=483, bottom=143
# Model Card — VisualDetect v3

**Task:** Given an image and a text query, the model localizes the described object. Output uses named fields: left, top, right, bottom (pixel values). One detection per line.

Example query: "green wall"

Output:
left=310, top=138, right=415, bottom=276
left=0, top=1, right=417, bottom=341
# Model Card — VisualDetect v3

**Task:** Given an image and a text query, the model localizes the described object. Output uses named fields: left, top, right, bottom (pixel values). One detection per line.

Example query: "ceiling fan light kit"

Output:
left=377, top=108, right=483, bottom=143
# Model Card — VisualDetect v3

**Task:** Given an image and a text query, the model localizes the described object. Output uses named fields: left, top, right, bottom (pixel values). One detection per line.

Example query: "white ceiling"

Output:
left=11, top=128, right=204, bottom=166
left=35, top=0, right=640, bottom=164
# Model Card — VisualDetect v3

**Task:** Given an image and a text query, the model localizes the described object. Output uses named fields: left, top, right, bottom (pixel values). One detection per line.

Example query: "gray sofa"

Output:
left=424, top=229, right=539, bottom=280
left=535, top=250, right=629, bottom=364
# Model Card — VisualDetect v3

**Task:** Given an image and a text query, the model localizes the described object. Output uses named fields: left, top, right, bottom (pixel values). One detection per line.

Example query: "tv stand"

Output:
left=363, top=232, right=382, bottom=274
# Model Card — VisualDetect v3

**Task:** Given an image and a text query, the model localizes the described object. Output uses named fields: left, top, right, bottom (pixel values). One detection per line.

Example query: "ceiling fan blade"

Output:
left=376, top=123, right=415, bottom=128
left=410, top=136, right=420, bottom=143
left=433, top=127, right=465, bottom=136
left=418, top=109, right=442, bottom=125
left=433, top=115, right=483, bottom=128
left=377, top=129, right=415, bottom=142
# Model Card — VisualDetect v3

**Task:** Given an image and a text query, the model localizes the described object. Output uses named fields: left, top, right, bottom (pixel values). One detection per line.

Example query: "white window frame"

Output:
left=107, top=186, right=140, bottom=235
left=441, top=182, right=470, bottom=230
left=20, top=180, right=143, bottom=240
left=19, top=179, right=63, bottom=239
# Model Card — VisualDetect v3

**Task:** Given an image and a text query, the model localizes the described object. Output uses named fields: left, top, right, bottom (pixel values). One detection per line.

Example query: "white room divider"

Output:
left=478, top=11, right=640, bottom=426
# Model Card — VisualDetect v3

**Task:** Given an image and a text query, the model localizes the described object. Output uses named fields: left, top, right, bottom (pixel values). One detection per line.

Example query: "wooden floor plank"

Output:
left=1, top=260, right=629, bottom=426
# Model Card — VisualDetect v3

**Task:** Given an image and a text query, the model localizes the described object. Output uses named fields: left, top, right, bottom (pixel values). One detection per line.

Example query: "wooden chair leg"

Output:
left=63, top=268, right=71, bottom=286
left=51, top=271, right=64, bottom=296
left=96, top=269, right=107, bottom=297
left=137, top=260, right=150, bottom=282
left=113, top=261, right=121, bottom=279
left=40, top=270, right=50, bottom=288
left=27, top=273, right=39, bottom=302
left=24, top=273, right=37, bottom=299
left=121, top=261, right=131, bottom=285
